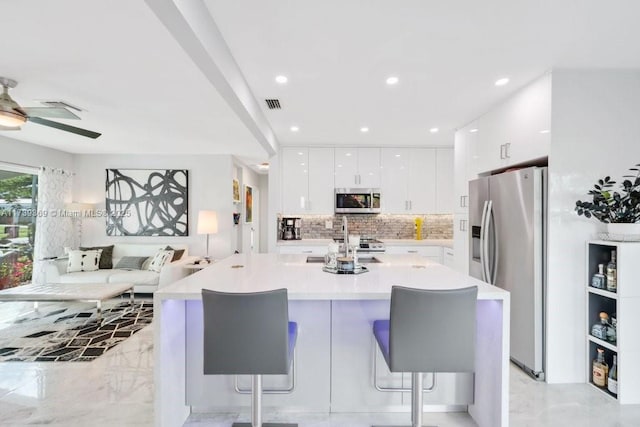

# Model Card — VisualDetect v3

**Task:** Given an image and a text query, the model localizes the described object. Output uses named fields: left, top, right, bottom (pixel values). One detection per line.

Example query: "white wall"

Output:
left=236, top=161, right=262, bottom=253
left=72, top=153, right=235, bottom=259
left=0, top=135, right=73, bottom=171
left=547, top=69, right=640, bottom=383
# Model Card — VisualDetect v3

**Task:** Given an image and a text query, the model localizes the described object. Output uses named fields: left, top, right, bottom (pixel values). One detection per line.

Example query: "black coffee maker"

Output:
left=280, top=217, right=302, bottom=240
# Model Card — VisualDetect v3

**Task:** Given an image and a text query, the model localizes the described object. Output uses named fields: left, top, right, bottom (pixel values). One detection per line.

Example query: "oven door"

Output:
left=335, top=189, right=381, bottom=213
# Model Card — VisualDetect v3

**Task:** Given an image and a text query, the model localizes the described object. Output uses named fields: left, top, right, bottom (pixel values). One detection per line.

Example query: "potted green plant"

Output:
left=575, top=164, right=640, bottom=236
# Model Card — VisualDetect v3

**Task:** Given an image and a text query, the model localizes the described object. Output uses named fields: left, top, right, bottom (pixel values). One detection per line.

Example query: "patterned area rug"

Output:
left=0, top=301, right=152, bottom=362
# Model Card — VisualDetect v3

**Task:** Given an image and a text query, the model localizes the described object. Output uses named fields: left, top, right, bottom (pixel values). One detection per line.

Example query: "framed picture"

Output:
left=244, top=185, right=253, bottom=223
left=232, top=179, right=240, bottom=203
left=105, top=169, right=188, bottom=236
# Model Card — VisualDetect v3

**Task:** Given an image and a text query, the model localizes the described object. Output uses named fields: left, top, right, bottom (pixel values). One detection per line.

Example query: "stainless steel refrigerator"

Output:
left=469, top=166, right=546, bottom=380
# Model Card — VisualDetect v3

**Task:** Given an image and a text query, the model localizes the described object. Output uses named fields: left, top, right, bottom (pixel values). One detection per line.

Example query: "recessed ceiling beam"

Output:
left=145, top=0, right=278, bottom=156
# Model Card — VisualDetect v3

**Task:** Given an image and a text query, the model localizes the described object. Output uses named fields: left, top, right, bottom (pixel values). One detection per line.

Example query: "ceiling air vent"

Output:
left=265, top=99, right=281, bottom=110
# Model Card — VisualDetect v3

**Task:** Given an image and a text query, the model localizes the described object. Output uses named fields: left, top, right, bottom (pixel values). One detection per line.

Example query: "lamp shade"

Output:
left=197, top=210, right=218, bottom=234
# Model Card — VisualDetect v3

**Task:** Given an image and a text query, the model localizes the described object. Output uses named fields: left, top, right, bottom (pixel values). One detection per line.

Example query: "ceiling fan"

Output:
left=0, top=77, right=101, bottom=139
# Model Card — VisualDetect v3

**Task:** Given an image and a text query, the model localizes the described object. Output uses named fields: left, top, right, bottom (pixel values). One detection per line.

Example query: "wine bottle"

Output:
left=593, top=348, right=608, bottom=387
left=607, top=250, right=617, bottom=292
left=608, top=355, right=618, bottom=395
left=591, top=264, right=607, bottom=289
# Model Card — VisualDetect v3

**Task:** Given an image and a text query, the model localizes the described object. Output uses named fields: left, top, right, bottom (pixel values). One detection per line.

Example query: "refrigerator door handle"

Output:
left=479, top=200, right=489, bottom=282
left=482, top=200, right=493, bottom=283
left=488, top=200, right=499, bottom=285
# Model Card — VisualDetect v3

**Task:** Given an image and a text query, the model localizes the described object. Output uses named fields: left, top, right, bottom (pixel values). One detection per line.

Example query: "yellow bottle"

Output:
left=414, top=217, right=423, bottom=240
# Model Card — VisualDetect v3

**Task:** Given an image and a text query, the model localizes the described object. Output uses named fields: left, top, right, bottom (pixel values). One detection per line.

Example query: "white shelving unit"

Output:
left=586, top=240, right=640, bottom=403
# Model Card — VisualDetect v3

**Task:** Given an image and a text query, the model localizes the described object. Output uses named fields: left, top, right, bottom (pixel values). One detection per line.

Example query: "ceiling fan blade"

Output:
left=0, top=125, right=20, bottom=131
left=23, top=107, right=80, bottom=120
left=28, top=116, right=101, bottom=139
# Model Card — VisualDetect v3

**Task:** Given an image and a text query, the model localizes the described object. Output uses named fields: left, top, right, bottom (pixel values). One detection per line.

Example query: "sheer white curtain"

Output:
left=32, top=167, right=74, bottom=285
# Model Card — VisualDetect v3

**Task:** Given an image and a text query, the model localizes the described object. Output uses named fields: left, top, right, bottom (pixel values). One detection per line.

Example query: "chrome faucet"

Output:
left=342, top=215, right=349, bottom=257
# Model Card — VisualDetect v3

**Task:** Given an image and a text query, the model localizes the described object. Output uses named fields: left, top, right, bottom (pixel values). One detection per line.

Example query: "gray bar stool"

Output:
left=202, top=288, right=298, bottom=427
left=372, top=285, right=477, bottom=427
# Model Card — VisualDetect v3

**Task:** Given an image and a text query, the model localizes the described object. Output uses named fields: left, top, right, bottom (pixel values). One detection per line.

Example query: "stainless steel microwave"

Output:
left=335, top=188, right=381, bottom=214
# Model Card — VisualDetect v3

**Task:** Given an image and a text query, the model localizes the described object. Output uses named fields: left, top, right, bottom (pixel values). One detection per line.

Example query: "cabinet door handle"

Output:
left=463, top=196, right=468, bottom=207
left=460, top=195, right=464, bottom=207
left=409, top=200, right=413, bottom=210
left=405, top=201, right=408, bottom=210
left=302, top=250, right=313, bottom=254
left=500, top=144, right=506, bottom=159
left=505, top=142, right=511, bottom=159
left=408, top=250, right=418, bottom=254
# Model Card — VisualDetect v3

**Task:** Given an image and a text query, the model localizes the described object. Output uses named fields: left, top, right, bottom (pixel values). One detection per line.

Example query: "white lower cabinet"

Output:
left=384, top=245, right=443, bottom=264
left=278, top=245, right=328, bottom=255
left=443, top=247, right=455, bottom=268
left=453, top=213, right=469, bottom=274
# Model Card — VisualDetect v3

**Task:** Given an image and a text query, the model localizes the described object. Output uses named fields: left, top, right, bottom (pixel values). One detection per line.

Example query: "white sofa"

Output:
left=44, top=243, right=195, bottom=293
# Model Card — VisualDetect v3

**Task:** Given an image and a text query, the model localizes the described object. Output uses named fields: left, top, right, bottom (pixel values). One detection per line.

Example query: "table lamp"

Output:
left=65, top=202, right=95, bottom=246
left=197, top=210, right=218, bottom=261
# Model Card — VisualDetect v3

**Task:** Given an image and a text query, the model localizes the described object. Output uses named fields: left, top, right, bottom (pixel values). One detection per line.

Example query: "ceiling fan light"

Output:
left=0, top=110, right=26, bottom=127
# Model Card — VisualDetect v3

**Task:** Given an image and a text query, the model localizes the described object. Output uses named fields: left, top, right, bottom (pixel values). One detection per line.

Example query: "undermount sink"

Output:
left=306, top=256, right=382, bottom=264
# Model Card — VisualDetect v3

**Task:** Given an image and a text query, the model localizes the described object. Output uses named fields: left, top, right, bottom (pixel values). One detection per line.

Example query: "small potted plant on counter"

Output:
left=575, top=164, right=640, bottom=238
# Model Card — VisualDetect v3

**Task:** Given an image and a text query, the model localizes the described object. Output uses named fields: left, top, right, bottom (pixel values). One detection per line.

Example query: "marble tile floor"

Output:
left=1, top=300, right=640, bottom=426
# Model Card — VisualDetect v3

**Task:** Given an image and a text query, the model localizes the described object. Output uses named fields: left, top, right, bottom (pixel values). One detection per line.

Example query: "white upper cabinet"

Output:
left=308, top=147, right=335, bottom=213
left=381, top=148, right=410, bottom=212
left=407, top=148, right=436, bottom=213
left=381, top=148, right=436, bottom=213
left=282, top=147, right=334, bottom=214
left=435, top=148, right=454, bottom=213
left=454, top=122, right=479, bottom=214
left=475, top=73, right=551, bottom=174
left=282, top=148, right=308, bottom=214
left=334, top=148, right=381, bottom=188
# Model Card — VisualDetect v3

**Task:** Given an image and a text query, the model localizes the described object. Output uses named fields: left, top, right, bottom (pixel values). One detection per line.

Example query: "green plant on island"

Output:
left=575, top=164, right=640, bottom=223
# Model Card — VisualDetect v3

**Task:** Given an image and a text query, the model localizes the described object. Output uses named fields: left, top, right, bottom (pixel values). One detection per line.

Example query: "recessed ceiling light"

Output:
left=539, top=129, right=550, bottom=134
left=360, top=127, right=369, bottom=133
left=386, top=76, right=399, bottom=85
left=345, top=153, right=352, bottom=157
left=430, top=127, right=439, bottom=133
left=275, top=75, right=288, bottom=84
left=469, top=128, right=478, bottom=133
left=395, top=154, right=401, bottom=158
left=257, top=162, right=270, bottom=170
left=495, top=77, right=510, bottom=86
left=290, top=126, right=299, bottom=132
left=298, top=152, right=303, bottom=155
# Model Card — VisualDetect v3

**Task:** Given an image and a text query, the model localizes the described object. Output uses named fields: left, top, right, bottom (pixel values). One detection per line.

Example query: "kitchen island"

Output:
left=154, top=253, right=509, bottom=427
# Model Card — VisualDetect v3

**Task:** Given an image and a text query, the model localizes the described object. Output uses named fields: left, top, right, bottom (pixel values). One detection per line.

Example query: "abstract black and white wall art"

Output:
left=105, top=169, right=188, bottom=236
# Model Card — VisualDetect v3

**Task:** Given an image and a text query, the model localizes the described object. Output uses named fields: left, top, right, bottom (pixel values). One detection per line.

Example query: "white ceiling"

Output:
left=3, top=0, right=640, bottom=159
left=0, top=0, right=264, bottom=158
left=205, top=0, right=640, bottom=147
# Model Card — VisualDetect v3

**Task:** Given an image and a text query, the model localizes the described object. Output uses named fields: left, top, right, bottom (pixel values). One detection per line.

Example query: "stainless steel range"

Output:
left=333, top=238, right=386, bottom=254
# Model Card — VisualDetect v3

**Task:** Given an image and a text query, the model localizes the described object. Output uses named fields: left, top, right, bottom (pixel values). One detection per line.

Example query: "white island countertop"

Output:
left=155, top=253, right=506, bottom=301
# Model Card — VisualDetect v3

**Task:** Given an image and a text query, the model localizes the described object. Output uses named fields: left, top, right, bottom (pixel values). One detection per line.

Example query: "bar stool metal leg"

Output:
left=411, top=372, right=423, bottom=427
left=252, top=375, right=262, bottom=427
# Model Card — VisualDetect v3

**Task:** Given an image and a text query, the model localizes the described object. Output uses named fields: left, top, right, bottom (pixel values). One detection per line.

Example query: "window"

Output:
left=0, top=169, right=38, bottom=289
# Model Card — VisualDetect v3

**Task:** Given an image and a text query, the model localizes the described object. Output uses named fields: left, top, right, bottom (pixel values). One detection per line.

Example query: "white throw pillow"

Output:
left=147, top=250, right=174, bottom=273
left=67, top=249, right=102, bottom=273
